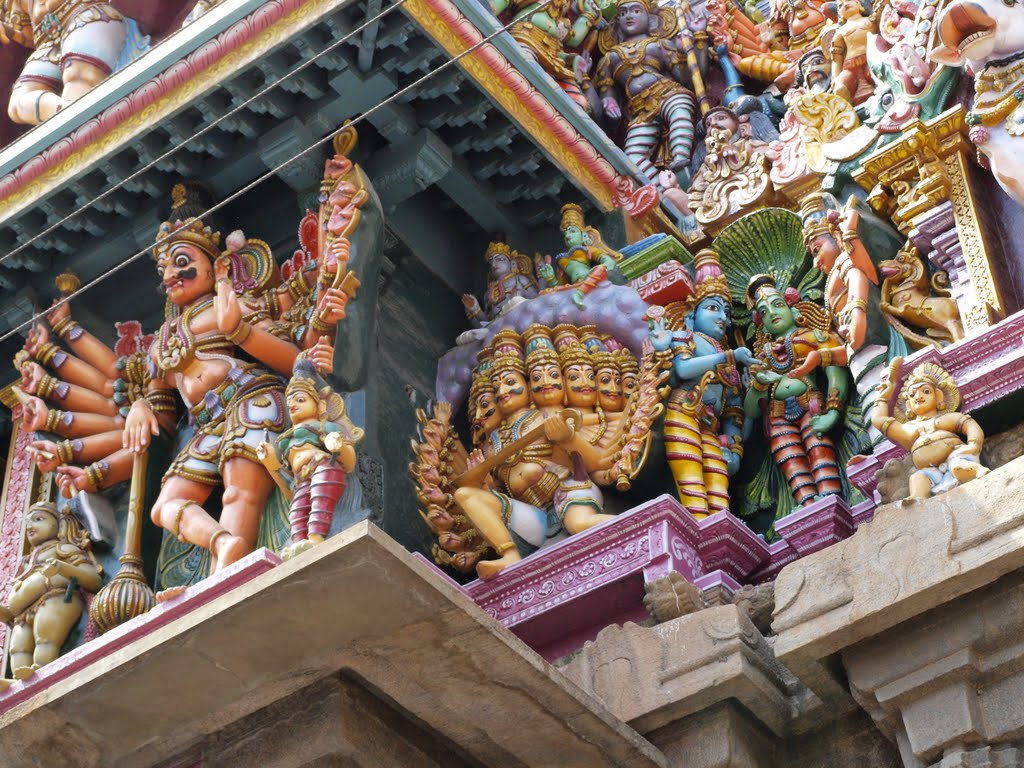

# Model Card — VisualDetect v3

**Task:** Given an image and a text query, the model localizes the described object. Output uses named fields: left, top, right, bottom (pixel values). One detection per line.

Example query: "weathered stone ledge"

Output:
left=0, top=523, right=663, bottom=768
left=557, top=454, right=1024, bottom=767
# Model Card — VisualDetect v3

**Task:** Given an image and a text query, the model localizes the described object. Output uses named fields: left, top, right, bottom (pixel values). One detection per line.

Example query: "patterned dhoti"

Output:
left=289, top=462, right=347, bottom=542
left=165, top=366, right=286, bottom=486
left=664, top=397, right=729, bottom=518
left=767, top=392, right=841, bottom=506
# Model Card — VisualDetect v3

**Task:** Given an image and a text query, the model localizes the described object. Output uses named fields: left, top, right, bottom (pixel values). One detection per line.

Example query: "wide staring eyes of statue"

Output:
left=175, top=254, right=191, bottom=269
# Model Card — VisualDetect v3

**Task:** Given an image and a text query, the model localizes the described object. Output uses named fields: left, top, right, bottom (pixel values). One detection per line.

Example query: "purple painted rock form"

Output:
left=435, top=282, right=651, bottom=409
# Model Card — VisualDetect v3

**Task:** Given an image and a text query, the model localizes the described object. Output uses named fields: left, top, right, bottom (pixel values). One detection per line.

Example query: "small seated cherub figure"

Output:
left=872, top=358, right=989, bottom=500
left=0, top=503, right=102, bottom=682
left=257, top=360, right=364, bottom=560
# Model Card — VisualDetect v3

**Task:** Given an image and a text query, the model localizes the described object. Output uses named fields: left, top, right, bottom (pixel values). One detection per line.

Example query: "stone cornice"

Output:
left=0, top=0, right=342, bottom=223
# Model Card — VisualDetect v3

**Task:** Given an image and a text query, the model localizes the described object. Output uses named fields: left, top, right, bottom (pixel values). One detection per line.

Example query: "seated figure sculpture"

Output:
left=0, top=503, right=102, bottom=681
left=871, top=358, right=989, bottom=499
left=649, top=249, right=753, bottom=518
left=452, top=331, right=614, bottom=579
left=744, top=275, right=850, bottom=507
left=462, top=242, right=539, bottom=329
left=1, top=0, right=128, bottom=124
left=537, top=204, right=624, bottom=309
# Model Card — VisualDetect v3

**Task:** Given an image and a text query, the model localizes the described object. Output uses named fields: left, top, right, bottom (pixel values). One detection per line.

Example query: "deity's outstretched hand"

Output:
left=214, top=257, right=243, bottom=338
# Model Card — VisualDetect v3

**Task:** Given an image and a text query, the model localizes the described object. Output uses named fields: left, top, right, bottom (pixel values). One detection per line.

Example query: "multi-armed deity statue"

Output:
left=594, top=0, right=709, bottom=179
left=462, top=242, right=539, bottom=330
left=14, top=127, right=380, bottom=617
left=412, top=292, right=666, bottom=579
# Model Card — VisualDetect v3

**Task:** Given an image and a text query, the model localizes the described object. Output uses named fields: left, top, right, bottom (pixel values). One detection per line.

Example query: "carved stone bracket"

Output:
left=853, top=107, right=1005, bottom=333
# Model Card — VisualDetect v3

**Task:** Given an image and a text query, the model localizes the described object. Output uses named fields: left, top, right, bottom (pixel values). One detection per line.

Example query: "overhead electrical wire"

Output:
left=0, top=0, right=408, bottom=267
left=0, top=0, right=556, bottom=347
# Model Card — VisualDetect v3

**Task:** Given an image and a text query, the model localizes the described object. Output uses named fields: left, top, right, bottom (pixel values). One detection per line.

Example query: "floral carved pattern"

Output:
left=0, top=414, right=33, bottom=655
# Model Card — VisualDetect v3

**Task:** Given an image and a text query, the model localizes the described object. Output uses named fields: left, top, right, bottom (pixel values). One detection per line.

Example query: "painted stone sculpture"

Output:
left=929, top=0, right=1024, bottom=205
left=411, top=323, right=662, bottom=579
left=1, top=0, right=128, bottom=124
left=0, top=503, right=102, bottom=681
left=257, top=360, right=364, bottom=560
left=872, top=358, right=989, bottom=499
left=462, top=242, right=539, bottom=329
left=734, top=0, right=831, bottom=86
left=687, top=107, right=774, bottom=228
left=743, top=275, right=849, bottom=507
left=828, top=0, right=874, bottom=105
left=450, top=331, right=612, bottom=579
left=490, top=0, right=605, bottom=112
left=538, top=203, right=624, bottom=309
left=121, top=217, right=306, bottom=577
left=648, top=249, right=751, bottom=519
left=594, top=0, right=708, bottom=178
left=878, top=242, right=964, bottom=347
left=15, top=131, right=377, bottom=589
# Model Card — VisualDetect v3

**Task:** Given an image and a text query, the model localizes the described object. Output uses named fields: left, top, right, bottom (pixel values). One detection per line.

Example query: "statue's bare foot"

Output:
left=11, top=665, right=36, bottom=681
left=214, top=534, right=250, bottom=572
left=155, top=585, right=188, bottom=603
left=476, top=550, right=522, bottom=581
left=280, top=539, right=317, bottom=561
left=0, top=604, right=14, bottom=624
left=0, top=678, right=12, bottom=691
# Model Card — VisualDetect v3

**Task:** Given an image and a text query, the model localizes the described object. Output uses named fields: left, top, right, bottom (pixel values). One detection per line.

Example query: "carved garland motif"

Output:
left=0, top=413, right=35, bottom=656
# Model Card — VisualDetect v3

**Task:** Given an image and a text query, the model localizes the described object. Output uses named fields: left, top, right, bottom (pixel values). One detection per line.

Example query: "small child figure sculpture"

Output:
left=0, top=503, right=103, bottom=681
left=257, top=360, right=364, bottom=560
left=872, top=358, right=990, bottom=500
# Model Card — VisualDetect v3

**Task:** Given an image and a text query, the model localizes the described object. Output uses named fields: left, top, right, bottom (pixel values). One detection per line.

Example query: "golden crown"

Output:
left=152, top=218, right=222, bottom=262
left=615, top=348, right=639, bottom=375
left=484, top=241, right=513, bottom=260
left=552, top=324, right=592, bottom=368
left=691, top=249, right=731, bottom=305
left=523, top=324, right=560, bottom=369
left=489, top=330, right=527, bottom=376
left=799, top=193, right=838, bottom=244
left=560, top=203, right=586, bottom=231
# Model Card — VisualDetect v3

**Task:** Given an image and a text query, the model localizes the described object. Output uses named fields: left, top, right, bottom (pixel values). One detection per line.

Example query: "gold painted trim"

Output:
left=403, top=0, right=615, bottom=210
left=852, top=106, right=1003, bottom=330
left=0, top=383, right=18, bottom=410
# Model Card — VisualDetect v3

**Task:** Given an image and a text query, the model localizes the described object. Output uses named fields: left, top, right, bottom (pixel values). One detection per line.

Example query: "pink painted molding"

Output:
left=0, top=408, right=32, bottom=657
left=0, top=547, right=280, bottom=714
left=407, top=0, right=626, bottom=199
left=0, top=0, right=308, bottom=203
left=417, top=493, right=888, bottom=659
left=0, top=0, right=630, bottom=211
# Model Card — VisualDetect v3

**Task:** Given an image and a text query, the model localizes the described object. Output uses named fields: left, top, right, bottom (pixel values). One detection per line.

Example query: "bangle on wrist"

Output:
left=84, top=460, right=108, bottom=490
left=310, top=314, right=334, bottom=333
left=227, top=321, right=252, bottom=345
left=45, top=409, right=67, bottom=433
